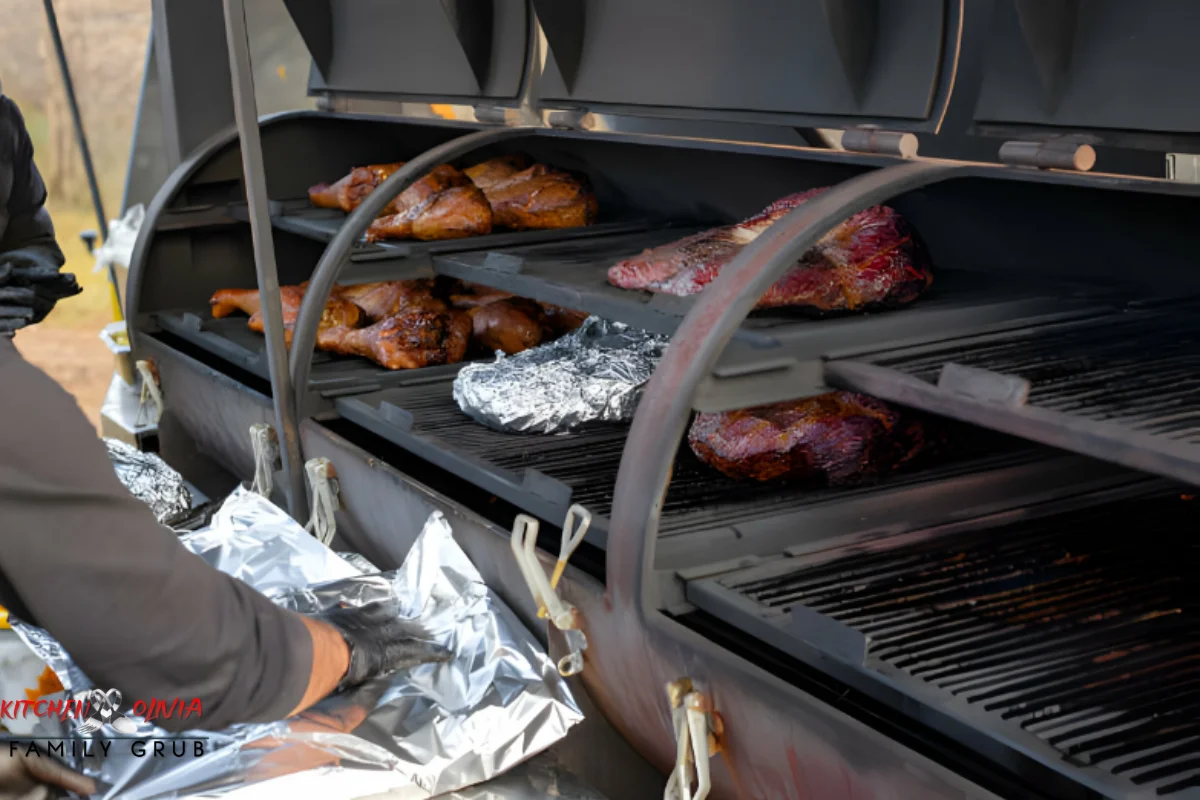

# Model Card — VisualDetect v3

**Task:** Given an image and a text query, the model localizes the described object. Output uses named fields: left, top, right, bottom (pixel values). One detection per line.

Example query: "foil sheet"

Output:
left=453, top=317, right=669, bottom=434
left=12, top=487, right=582, bottom=799
left=104, top=438, right=191, bottom=523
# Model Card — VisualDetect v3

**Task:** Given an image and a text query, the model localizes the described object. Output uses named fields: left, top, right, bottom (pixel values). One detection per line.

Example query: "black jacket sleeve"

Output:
left=0, top=96, right=65, bottom=273
left=0, top=340, right=312, bottom=731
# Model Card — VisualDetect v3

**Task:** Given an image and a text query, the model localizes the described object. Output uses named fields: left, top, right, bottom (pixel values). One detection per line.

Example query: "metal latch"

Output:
left=305, top=458, right=340, bottom=546
left=134, top=359, right=163, bottom=427
left=249, top=423, right=281, bottom=498
left=664, top=679, right=724, bottom=800
left=510, top=505, right=591, bottom=676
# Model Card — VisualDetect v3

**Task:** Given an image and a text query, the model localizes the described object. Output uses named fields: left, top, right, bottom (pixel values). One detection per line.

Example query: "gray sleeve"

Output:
left=0, top=340, right=312, bottom=731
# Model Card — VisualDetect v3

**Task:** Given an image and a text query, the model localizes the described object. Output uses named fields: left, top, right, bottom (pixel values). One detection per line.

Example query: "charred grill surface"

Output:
left=705, top=495, right=1200, bottom=797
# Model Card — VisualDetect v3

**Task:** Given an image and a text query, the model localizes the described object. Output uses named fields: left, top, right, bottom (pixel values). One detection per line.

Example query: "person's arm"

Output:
left=0, top=340, right=348, bottom=731
left=0, top=96, right=76, bottom=330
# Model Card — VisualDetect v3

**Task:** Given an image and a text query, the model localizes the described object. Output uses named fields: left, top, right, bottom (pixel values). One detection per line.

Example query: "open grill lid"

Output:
left=282, top=1, right=1200, bottom=152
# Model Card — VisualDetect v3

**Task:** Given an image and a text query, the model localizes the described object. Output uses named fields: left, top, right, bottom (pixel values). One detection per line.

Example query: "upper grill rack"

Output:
left=826, top=302, right=1200, bottom=489
left=688, top=494, right=1200, bottom=798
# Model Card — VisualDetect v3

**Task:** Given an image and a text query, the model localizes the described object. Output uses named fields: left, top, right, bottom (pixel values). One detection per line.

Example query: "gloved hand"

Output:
left=313, top=599, right=452, bottom=690
left=0, top=254, right=82, bottom=333
left=0, top=744, right=96, bottom=800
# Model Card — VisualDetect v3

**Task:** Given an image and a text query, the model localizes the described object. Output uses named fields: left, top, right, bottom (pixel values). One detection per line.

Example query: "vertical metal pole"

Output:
left=221, top=0, right=308, bottom=519
left=41, top=0, right=124, bottom=319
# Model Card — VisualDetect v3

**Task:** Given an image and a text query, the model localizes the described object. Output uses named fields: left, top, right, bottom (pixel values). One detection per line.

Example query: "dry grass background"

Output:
left=3, top=0, right=150, bottom=429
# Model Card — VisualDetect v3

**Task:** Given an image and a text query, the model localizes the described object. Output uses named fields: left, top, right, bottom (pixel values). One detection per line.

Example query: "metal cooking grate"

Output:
left=827, top=303, right=1200, bottom=487
left=337, top=380, right=1029, bottom=535
left=710, top=495, right=1200, bottom=797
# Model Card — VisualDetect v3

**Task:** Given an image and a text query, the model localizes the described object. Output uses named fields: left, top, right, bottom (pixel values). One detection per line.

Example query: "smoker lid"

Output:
left=288, top=0, right=531, bottom=106
left=283, top=1, right=1200, bottom=151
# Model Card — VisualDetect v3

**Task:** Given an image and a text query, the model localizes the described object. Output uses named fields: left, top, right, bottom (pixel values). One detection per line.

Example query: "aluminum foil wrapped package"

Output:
left=12, top=487, right=582, bottom=799
left=453, top=316, right=669, bottom=434
left=103, top=438, right=191, bottom=522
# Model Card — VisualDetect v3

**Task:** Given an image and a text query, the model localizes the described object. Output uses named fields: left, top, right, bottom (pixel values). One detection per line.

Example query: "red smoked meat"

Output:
left=688, top=392, right=935, bottom=485
left=608, top=189, right=932, bottom=311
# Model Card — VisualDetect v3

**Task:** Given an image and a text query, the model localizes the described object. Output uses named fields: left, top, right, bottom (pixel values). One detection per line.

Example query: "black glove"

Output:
left=314, top=599, right=452, bottom=691
left=0, top=252, right=82, bottom=333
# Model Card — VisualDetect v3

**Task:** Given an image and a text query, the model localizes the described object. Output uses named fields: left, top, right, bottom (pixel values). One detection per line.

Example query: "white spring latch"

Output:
left=134, top=359, right=163, bottom=427
left=304, top=458, right=340, bottom=546
left=664, top=679, right=723, bottom=800
left=510, top=505, right=591, bottom=677
left=249, top=424, right=281, bottom=498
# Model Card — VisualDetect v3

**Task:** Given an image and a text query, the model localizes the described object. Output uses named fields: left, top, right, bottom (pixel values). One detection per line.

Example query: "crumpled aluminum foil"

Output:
left=12, top=487, right=582, bottom=799
left=453, top=316, right=669, bottom=434
left=103, top=438, right=191, bottom=522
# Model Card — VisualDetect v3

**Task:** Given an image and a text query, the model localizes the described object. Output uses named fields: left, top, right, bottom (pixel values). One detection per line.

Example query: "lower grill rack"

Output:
left=336, top=379, right=1147, bottom=557
left=687, top=494, right=1200, bottom=798
left=826, top=301, right=1200, bottom=488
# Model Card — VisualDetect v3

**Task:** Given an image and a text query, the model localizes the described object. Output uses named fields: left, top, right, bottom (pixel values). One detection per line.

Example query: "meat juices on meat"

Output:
left=609, top=188, right=932, bottom=312
left=317, top=310, right=472, bottom=370
left=688, top=391, right=934, bottom=485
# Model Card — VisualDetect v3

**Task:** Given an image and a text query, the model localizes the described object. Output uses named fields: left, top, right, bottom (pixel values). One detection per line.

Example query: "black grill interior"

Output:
left=338, top=379, right=1038, bottom=539
left=707, top=494, right=1200, bottom=797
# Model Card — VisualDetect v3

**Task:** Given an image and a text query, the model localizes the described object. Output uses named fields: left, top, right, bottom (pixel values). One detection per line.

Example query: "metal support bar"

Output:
left=41, top=0, right=124, bottom=320
left=605, top=159, right=964, bottom=615
left=221, top=0, right=306, bottom=518
left=287, top=126, right=530, bottom=420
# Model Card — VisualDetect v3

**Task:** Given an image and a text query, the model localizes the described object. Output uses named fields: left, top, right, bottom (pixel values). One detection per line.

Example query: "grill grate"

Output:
left=338, top=380, right=1032, bottom=536
left=713, top=495, right=1200, bottom=796
left=828, top=303, right=1200, bottom=487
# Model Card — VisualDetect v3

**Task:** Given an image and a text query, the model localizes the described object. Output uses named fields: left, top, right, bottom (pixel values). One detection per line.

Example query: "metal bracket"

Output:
left=1166, top=153, right=1200, bottom=183
left=304, top=457, right=340, bottom=545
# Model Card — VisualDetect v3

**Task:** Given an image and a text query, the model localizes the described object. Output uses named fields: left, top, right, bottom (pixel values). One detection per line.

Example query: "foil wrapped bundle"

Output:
left=453, top=316, right=669, bottom=434
left=12, top=487, right=582, bottom=799
left=103, top=438, right=191, bottom=523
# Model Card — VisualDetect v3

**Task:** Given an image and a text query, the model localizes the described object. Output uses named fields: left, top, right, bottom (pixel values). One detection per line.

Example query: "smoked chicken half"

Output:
left=466, top=157, right=598, bottom=231
left=332, top=279, right=445, bottom=319
left=688, top=391, right=936, bottom=485
left=309, top=163, right=404, bottom=213
left=364, top=165, right=493, bottom=242
left=210, top=285, right=363, bottom=346
left=316, top=310, right=471, bottom=370
left=609, top=189, right=932, bottom=312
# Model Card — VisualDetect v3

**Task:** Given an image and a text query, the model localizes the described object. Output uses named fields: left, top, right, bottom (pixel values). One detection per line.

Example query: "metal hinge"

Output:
left=999, top=135, right=1097, bottom=171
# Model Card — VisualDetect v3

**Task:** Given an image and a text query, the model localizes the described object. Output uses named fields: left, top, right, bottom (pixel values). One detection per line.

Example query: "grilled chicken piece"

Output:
left=477, top=164, right=598, bottom=231
left=689, top=391, right=934, bottom=485
left=317, top=309, right=471, bottom=370
left=210, top=287, right=263, bottom=319
left=467, top=298, right=545, bottom=355
left=308, top=162, right=405, bottom=213
left=332, top=279, right=444, bottom=320
left=244, top=286, right=363, bottom=346
left=540, top=304, right=588, bottom=336
left=365, top=165, right=492, bottom=242
left=609, top=189, right=932, bottom=311
left=463, top=154, right=532, bottom=191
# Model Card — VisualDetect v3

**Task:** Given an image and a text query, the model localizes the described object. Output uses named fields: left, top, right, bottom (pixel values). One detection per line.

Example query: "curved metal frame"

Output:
left=594, top=160, right=967, bottom=785
left=287, top=126, right=531, bottom=419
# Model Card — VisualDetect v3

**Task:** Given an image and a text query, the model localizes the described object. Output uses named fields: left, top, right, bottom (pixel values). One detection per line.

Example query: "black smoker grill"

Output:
left=127, top=2, right=1200, bottom=798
